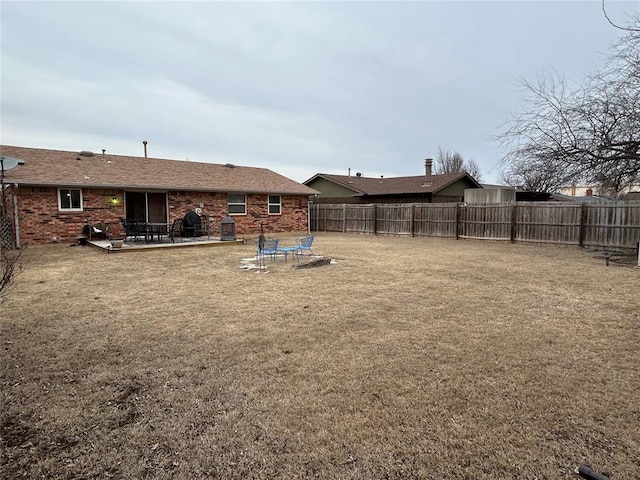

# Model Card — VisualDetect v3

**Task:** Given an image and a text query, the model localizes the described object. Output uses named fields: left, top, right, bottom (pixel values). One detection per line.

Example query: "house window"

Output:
left=58, top=188, right=83, bottom=211
left=228, top=193, right=246, bottom=215
left=268, top=195, right=281, bottom=215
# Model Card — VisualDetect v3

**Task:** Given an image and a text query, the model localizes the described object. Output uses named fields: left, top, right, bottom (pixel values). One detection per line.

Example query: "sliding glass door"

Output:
left=125, top=191, right=167, bottom=223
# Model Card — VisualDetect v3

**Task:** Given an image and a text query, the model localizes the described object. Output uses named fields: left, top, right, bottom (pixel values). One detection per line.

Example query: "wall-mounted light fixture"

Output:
left=110, top=196, right=119, bottom=205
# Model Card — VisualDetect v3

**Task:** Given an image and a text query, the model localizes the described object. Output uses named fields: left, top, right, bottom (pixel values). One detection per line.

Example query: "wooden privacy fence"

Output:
left=310, top=202, right=640, bottom=250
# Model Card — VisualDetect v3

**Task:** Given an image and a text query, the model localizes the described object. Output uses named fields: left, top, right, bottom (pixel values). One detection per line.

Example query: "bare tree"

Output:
left=496, top=15, right=640, bottom=195
left=435, top=147, right=464, bottom=174
left=464, top=159, right=483, bottom=183
left=435, top=147, right=483, bottom=182
left=500, top=154, right=575, bottom=192
left=0, top=247, right=23, bottom=302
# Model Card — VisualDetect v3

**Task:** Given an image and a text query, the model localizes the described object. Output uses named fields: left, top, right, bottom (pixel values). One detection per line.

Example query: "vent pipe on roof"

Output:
left=143, top=140, right=148, bottom=158
left=348, top=168, right=351, bottom=177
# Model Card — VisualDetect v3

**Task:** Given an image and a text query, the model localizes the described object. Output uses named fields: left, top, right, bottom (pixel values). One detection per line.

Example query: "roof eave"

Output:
left=308, top=174, right=364, bottom=194
left=432, top=173, right=482, bottom=193
left=10, top=180, right=318, bottom=195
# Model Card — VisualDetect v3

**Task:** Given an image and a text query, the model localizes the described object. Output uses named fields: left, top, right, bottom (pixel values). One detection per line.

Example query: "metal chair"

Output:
left=168, top=218, right=184, bottom=243
left=120, top=218, right=146, bottom=243
left=83, top=222, right=109, bottom=240
left=197, top=215, right=211, bottom=240
left=296, top=235, right=315, bottom=256
left=256, top=238, right=279, bottom=268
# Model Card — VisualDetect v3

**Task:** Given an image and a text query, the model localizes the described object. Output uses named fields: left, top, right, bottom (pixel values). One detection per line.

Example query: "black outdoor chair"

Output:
left=82, top=222, right=109, bottom=240
left=196, top=215, right=211, bottom=240
left=168, top=218, right=183, bottom=243
left=120, top=218, right=147, bottom=243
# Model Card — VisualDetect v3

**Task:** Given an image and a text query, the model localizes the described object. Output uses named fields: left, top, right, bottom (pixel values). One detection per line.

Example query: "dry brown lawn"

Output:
left=1, top=234, right=639, bottom=479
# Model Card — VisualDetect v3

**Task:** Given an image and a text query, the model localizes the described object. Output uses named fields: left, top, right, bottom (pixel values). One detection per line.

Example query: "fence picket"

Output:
left=310, top=202, right=640, bottom=250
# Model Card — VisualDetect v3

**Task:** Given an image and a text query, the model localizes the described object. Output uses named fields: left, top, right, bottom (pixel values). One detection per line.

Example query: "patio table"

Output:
left=146, top=223, right=170, bottom=243
left=277, top=246, right=298, bottom=263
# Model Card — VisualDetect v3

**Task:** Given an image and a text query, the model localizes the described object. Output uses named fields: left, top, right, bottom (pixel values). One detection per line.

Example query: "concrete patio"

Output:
left=87, top=236, right=245, bottom=253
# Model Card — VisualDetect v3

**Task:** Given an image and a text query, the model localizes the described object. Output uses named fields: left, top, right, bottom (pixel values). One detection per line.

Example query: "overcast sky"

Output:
left=1, top=1, right=637, bottom=184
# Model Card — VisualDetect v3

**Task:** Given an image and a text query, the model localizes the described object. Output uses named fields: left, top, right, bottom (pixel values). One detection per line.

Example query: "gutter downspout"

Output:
left=13, top=184, right=20, bottom=248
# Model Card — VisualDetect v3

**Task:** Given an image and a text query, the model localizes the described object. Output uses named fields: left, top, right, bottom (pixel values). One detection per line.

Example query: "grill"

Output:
left=220, top=215, right=236, bottom=241
left=183, top=211, right=201, bottom=237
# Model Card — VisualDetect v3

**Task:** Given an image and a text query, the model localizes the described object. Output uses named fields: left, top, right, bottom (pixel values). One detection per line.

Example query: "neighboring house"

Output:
left=556, top=184, right=640, bottom=198
left=549, top=192, right=617, bottom=203
left=479, top=184, right=552, bottom=202
left=304, top=159, right=482, bottom=204
left=0, top=145, right=319, bottom=246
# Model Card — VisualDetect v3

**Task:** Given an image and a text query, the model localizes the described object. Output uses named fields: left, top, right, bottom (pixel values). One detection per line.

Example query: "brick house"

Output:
left=0, top=145, right=318, bottom=246
left=304, top=159, right=482, bottom=204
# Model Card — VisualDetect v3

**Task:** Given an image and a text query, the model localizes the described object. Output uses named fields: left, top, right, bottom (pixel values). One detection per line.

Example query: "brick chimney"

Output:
left=423, top=158, right=433, bottom=187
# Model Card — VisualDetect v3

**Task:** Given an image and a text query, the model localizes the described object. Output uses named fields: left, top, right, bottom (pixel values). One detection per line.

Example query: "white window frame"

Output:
left=268, top=195, right=281, bottom=215
left=58, top=188, right=83, bottom=211
left=227, top=193, right=246, bottom=215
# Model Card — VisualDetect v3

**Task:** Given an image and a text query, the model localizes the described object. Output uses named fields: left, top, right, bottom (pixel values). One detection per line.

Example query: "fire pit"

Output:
left=220, top=215, right=236, bottom=241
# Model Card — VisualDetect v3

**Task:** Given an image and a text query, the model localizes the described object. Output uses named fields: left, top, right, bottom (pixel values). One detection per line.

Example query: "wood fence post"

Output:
left=342, top=204, right=346, bottom=233
left=455, top=203, right=461, bottom=240
left=510, top=203, right=517, bottom=243
left=323, top=204, right=327, bottom=232
left=373, top=204, right=377, bottom=235
left=579, top=203, right=587, bottom=248
left=410, top=204, right=415, bottom=237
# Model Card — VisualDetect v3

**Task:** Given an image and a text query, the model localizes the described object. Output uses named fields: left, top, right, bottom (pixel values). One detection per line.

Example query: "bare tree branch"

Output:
left=495, top=17, right=640, bottom=195
left=602, top=0, right=640, bottom=32
left=0, top=247, right=24, bottom=302
left=435, top=147, right=482, bottom=182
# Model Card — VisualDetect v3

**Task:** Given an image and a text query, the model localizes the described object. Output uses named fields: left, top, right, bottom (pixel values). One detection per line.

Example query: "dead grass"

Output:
left=1, top=233, right=639, bottom=479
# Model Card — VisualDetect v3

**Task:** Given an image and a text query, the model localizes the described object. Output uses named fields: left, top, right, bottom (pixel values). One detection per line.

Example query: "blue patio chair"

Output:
left=296, top=235, right=315, bottom=256
left=257, top=238, right=279, bottom=265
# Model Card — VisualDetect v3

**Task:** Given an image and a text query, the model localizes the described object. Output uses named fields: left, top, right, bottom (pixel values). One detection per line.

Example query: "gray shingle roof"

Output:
left=307, top=172, right=480, bottom=195
left=1, top=145, right=318, bottom=195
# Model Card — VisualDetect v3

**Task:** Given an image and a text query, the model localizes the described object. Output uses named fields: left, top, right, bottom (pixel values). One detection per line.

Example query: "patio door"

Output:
left=125, top=191, right=167, bottom=223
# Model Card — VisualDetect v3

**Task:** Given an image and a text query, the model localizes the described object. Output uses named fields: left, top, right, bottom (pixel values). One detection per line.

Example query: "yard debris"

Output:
left=576, top=465, right=609, bottom=480
left=292, top=256, right=332, bottom=269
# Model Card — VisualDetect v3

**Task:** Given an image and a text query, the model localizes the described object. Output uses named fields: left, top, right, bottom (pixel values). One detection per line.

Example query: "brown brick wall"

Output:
left=14, top=186, right=126, bottom=245
left=12, top=187, right=310, bottom=245
left=167, top=192, right=309, bottom=236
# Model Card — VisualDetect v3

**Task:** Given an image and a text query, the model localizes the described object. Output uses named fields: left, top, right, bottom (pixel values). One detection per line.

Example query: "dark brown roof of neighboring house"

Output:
left=0, top=145, right=318, bottom=195
left=305, top=172, right=481, bottom=196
